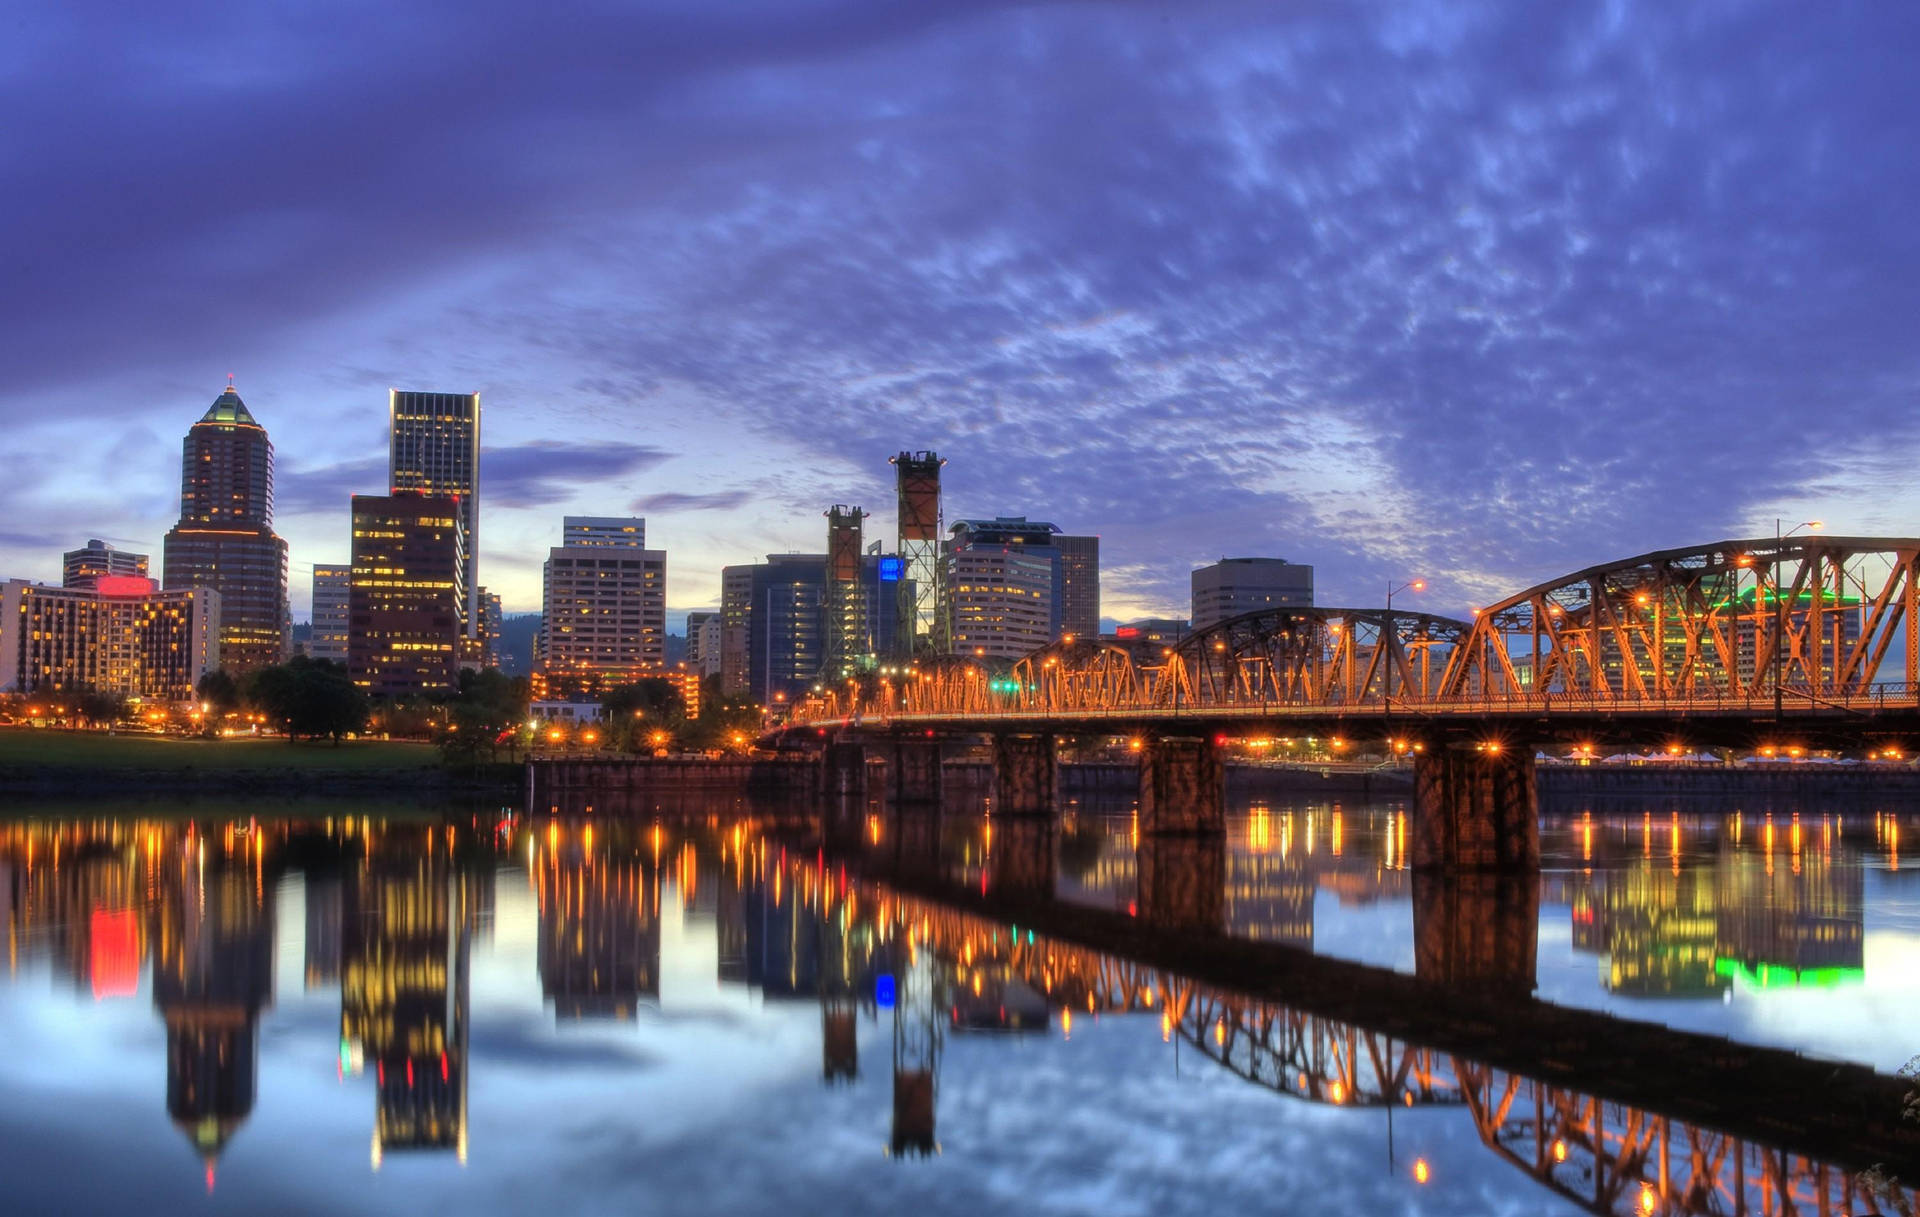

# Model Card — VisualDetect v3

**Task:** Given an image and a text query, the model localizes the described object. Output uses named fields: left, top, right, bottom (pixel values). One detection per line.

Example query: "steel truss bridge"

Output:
left=789, top=826, right=1919, bottom=1217
left=781, top=537, right=1920, bottom=748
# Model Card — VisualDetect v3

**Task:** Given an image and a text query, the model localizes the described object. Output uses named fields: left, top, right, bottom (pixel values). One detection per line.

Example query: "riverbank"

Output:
left=0, top=728, right=519, bottom=799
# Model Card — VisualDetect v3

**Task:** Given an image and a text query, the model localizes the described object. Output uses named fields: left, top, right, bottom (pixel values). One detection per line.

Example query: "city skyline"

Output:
left=5, top=4, right=1917, bottom=627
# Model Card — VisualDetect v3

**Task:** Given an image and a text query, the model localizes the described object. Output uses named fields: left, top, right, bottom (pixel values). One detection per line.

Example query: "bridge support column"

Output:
left=992, top=733, right=1057, bottom=815
left=886, top=737, right=945, bottom=805
left=818, top=741, right=870, bottom=797
left=1411, top=747, right=1538, bottom=870
left=1412, top=872, right=1538, bottom=996
left=987, top=817, right=1056, bottom=901
left=1138, top=734, right=1225, bottom=835
left=1136, top=834, right=1225, bottom=933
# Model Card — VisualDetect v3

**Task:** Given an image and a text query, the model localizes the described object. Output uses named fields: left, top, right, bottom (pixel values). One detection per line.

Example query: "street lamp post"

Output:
left=1383, top=579, right=1425, bottom=751
left=1773, top=519, right=1822, bottom=721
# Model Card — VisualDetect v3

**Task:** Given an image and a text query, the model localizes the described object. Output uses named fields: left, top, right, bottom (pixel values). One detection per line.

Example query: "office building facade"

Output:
left=161, top=383, right=289, bottom=674
left=347, top=495, right=467, bottom=696
left=948, top=546, right=1054, bottom=661
left=63, top=539, right=148, bottom=589
left=539, top=516, right=665, bottom=691
left=947, top=517, right=1098, bottom=643
left=310, top=564, right=351, bottom=664
left=1, top=577, right=219, bottom=701
left=388, top=390, right=480, bottom=639
left=742, top=554, right=905, bottom=705
left=1190, top=558, right=1314, bottom=630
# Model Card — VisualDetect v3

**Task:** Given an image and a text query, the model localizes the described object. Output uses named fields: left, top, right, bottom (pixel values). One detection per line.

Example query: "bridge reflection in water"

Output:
left=2, top=807, right=1915, bottom=1214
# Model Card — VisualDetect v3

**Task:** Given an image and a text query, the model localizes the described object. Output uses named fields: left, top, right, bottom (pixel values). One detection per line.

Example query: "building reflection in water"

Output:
left=531, top=823, right=659, bottom=1020
left=340, top=826, right=489, bottom=1165
left=151, top=827, right=274, bottom=1187
left=0, top=807, right=1913, bottom=1217
left=1546, top=812, right=1866, bottom=998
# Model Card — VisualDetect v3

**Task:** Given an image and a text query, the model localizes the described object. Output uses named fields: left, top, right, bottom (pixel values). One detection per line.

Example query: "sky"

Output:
left=5, top=1, right=1918, bottom=627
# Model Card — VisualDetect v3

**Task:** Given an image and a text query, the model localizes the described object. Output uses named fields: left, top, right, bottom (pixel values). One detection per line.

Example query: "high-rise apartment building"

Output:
left=63, top=539, right=148, bottom=589
left=310, top=564, right=351, bottom=664
left=347, top=495, right=467, bottom=696
left=1190, top=558, right=1314, bottom=630
left=1, top=577, right=219, bottom=700
left=388, top=390, right=480, bottom=639
left=161, top=382, right=289, bottom=675
left=948, top=546, right=1053, bottom=661
left=947, top=517, right=1099, bottom=643
left=539, top=516, right=665, bottom=692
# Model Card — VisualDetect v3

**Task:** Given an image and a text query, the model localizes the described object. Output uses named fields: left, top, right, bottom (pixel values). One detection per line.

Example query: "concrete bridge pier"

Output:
left=1135, top=834, right=1225, bottom=933
left=885, top=737, right=945, bottom=805
left=818, top=741, right=870, bottom=797
left=992, top=733, right=1058, bottom=815
left=987, top=816, right=1056, bottom=901
left=1412, top=871, right=1539, bottom=996
left=1411, top=746, right=1539, bottom=870
left=1138, top=734, right=1226, bottom=835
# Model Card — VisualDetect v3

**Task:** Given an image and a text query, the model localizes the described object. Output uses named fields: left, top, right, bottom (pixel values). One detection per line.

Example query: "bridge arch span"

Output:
left=1439, top=536, right=1920, bottom=703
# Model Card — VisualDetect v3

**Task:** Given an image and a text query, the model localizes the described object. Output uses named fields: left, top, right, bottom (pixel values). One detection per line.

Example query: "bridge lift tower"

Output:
left=891, top=451, right=949, bottom=657
left=821, top=505, right=867, bottom=683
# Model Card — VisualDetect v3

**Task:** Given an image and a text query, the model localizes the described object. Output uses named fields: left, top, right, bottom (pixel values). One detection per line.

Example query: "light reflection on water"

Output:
left=0, top=800, right=1915, bottom=1216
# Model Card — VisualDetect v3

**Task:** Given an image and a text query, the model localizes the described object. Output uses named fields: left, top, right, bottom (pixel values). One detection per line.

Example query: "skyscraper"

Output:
left=310, top=564, right=351, bottom=664
left=388, top=390, right=480, bottom=638
left=63, top=539, right=148, bottom=589
left=347, top=495, right=467, bottom=696
left=538, top=515, right=665, bottom=694
left=161, top=381, right=289, bottom=675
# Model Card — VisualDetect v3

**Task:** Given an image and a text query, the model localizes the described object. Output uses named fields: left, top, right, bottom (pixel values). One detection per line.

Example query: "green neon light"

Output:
left=1712, top=957, right=1865, bottom=990
left=1709, top=587, right=1864, bottom=611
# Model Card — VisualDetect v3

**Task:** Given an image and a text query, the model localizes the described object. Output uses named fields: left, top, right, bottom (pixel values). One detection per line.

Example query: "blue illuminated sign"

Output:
left=876, top=974, right=896, bottom=1008
left=878, top=556, right=904, bottom=582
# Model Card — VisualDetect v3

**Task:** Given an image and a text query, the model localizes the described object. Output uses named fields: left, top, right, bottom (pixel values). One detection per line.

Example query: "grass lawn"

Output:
left=0, top=727, right=443, bottom=771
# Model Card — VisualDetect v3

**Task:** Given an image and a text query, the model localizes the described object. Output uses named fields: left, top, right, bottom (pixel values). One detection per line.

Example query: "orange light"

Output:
left=1127, top=738, right=1143, bottom=752
left=1413, top=1158, right=1431, bottom=1184
left=1639, top=1184, right=1657, bottom=1214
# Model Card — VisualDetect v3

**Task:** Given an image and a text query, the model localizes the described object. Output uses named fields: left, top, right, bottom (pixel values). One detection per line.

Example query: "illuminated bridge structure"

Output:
left=789, top=831, right=1919, bottom=1217
left=773, top=538, right=1920, bottom=870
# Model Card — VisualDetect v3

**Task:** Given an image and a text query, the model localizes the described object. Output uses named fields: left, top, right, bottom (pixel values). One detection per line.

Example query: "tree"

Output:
left=74, top=688, right=128, bottom=729
left=680, top=691, right=762, bottom=753
left=196, top=669, right=240, bottom=717
left=244, top=657, right=368, bottom=742
left=602, top=678, right=688, bottom=752
left=440, top=668, right=530, bottom=764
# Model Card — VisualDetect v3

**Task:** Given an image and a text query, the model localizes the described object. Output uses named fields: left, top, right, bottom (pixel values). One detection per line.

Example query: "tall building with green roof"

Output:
left=161, top=380, right=290, bottom=676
